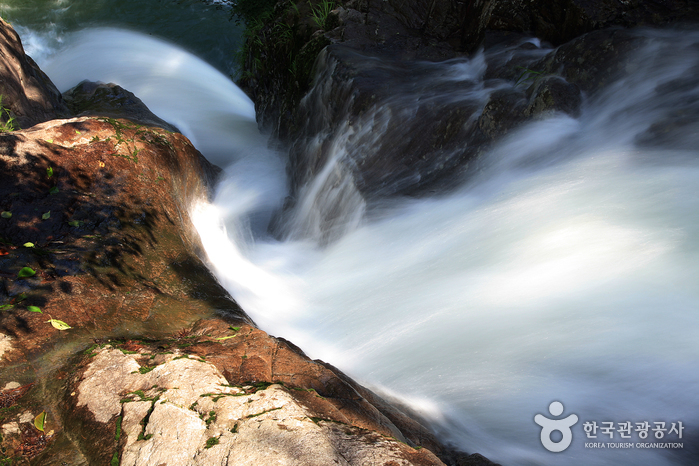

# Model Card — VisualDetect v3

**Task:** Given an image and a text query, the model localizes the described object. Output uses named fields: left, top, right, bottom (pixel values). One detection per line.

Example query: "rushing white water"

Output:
left=38, top=26, right=699, bottom=465
left=40, top=29, right=261, bottom=167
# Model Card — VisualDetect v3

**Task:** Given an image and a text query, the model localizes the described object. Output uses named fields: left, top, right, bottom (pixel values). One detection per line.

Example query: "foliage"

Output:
left=47, top=319, right=71, bottom=330
left=205, top=437, right=219, bottom=449
left=115, top=416, right=122, bottom=441
left=0, top=95, right=17, bottom=132
left=515, top=66, right=544, bottom=87
left=33, top=412, right=46, bottom=432
left=309, top=0, right=335, bottom=30
left=17, top=267, right=36, bottom=279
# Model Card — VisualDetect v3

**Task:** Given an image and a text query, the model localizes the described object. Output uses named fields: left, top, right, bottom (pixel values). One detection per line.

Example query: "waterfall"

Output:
left=26, top=24, right=699, bottom=466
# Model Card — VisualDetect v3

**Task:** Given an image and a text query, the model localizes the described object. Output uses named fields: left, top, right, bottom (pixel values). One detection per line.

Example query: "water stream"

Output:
left=4, top=3, right=699, bottom=465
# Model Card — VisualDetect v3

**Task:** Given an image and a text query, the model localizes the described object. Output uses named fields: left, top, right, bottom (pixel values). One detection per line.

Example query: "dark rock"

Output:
left=477, top=88, right=528, bottom=139
left=241, top=0, right=699, bottom=141
left=284, top=44, right=489, bottom=199
left=487, top=0, right=699, bottom=47
left=63, top=81, right=180, bottom=133
left=634, top=56, right=699, bottom=150
left=525, top=75, right=582, bottom=118
left=532, top=27, right=648, bottom=95
left=0, top=17, right=70, bottom=129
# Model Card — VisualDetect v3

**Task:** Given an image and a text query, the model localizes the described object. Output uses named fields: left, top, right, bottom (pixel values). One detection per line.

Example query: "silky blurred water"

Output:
left=0, top=0, right=241, bottom=76
left=194, top=31, right=699, bottom=465
left=9, top=6, right=699, bottom=463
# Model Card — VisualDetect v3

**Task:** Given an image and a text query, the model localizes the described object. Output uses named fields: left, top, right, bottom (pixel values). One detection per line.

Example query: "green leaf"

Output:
left=23, top=242, right=35, bottom=248
left=215, top=335, right=236, bottom=341
left=46, top=166, right=53, bottom=178
left=1, top=211, right=11, bottom=219
left=0, top=304, right=14, bottom=311
left=41, top=211, right=50, bottom=220
left=75, top=130, right=81, bottom=134
left=49, top=186, right=59, bottom=194
left=68, top=220, right=81, bottom=227
left=17, top=267, right=36, bottom=278
left=27, top=306, right=42, bottom=313
left=45, top=139, right=53, bottom=144
left=16, top=293, right=27, bottom=302
left=34, top=411, right=46, bottom=432
left=47, top=319, right=71, bottom=330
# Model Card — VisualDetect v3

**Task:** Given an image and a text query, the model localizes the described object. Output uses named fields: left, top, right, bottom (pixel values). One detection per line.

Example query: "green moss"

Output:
left=205, top=437, right=219, bottom=449
left=245, top=407, right=282, bottom=419
left=97, top=117, right=143, bottom=163
left=115, top=416, right=122, bottom=442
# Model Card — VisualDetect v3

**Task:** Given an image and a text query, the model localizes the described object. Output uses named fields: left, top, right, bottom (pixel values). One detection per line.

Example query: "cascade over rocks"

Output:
left=241, top=0, right=697, bottom=205
left=0, top=18, right=491, bottom=466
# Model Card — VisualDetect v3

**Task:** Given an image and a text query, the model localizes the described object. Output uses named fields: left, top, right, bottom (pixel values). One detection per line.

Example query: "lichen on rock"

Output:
left=68, top=340, right=448, bottom=466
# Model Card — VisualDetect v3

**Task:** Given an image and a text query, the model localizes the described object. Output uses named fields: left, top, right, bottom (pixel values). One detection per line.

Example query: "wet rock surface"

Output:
left=241, top=0, right=699, bottom=206
left=242, top=0, right=699, bottom=140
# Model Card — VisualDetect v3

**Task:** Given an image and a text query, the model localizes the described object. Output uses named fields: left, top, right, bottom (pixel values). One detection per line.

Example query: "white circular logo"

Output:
left=535, top=401, right=579, bottom=452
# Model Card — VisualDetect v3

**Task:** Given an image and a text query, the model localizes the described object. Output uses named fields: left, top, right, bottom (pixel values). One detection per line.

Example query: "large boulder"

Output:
left=240, top=0, right=699, bottom=220
left=0, top=17, right=70, bottom=129
left=63, top=80, right=180, bottom=133
left=54, top=320, right=450, bottom=465
left=240, top=0, right=699, bottom=143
